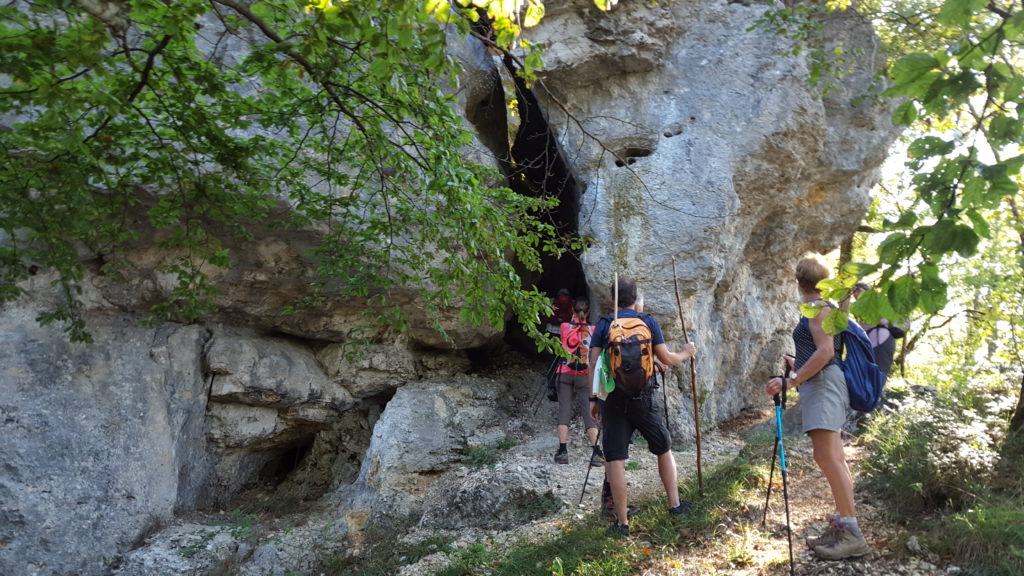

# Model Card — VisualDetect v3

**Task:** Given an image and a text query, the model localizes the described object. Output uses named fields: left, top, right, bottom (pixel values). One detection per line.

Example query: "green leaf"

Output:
left=884, top=210, right=918, bottom=231
left=1004, top=76, right=1024, bottom=102
left=850, top=289, right=897, bottom=325
left=888, top=275, right=920, bottom=317
left=937, top=0, right=986, bottom=29
left=799, top=300, right=826, bottom=319
left=988, top=114, right=1021, bottom=146
left=921, top=220, right=955, bottom=257
left=892, top=100, right=918, bottom=126
left=822, top=308, right=849, bottom=336
left=960, top=175, right=988, bottom=208
left=950, top=224, right=980, bottom=257
left=918, top=263, right=948, bottom=313
left=878, top=232, right=914, bottom=263
left=524, top=1, right=545, bottom=27
left=890, top=53, right=941, bottom=85
left=965, top=209, right=991, bottom=239
left=980, top=163, right=1019, bottom=199
left=884, top=70, right=943, bottom=98
left=907, top=136, right=955, bottom=159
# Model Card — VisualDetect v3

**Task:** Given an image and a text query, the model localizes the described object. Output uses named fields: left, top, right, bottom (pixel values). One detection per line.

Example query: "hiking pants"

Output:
left=601, top=392, right=671, bottom=462
left=557, top=372, right=595, bottom=429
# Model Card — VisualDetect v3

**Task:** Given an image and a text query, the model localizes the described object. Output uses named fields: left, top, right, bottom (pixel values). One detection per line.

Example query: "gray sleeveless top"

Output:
left=792, top=316, right=842, bottom=372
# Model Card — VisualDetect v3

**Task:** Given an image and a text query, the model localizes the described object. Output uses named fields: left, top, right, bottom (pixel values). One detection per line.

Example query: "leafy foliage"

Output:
left=862, top=385, right=1007, bottom=513
left=820, top=0, right=1024, bottom=331
left=0, top=0, right=591, bottom=345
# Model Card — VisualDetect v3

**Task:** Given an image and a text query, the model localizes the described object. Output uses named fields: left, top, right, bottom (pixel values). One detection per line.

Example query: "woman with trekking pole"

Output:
left=553, top=298, right=604, bottom=467
left=764, top=254, right=870, bottom=560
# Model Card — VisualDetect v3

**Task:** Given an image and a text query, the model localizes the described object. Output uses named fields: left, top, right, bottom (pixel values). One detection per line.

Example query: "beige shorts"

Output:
left=799, top=364, right=849, bottom=433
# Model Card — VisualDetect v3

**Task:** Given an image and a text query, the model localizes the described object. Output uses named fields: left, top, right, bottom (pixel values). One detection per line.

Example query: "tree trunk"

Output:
left=1011, top=373, right=1024, bottom=433
left=839, top=233, right=854, bottom=312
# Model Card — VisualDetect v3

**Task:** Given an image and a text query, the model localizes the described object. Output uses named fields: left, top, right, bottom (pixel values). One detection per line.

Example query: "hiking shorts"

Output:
left=557, top=372, right=595, bottom=429
left=800, top=364, right=849, bottom=433
left=601, top=393, right=671, bottom=462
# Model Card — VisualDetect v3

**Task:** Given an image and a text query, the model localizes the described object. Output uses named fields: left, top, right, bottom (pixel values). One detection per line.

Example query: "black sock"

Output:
left=558, top=443, right=567, bottom=452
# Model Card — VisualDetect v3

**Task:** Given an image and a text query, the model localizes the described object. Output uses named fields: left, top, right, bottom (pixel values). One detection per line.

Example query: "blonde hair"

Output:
left=795, top=253, right=831, bottom=294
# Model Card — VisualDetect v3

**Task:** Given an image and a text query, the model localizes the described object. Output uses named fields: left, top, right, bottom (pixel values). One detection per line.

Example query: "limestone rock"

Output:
left=318, top=340, right=418, bottom=399
left=206, top=328, right=354, bottom=412
left=347, top=377, right=509, bottom=521
left=0, top=309, right=211, bottom=576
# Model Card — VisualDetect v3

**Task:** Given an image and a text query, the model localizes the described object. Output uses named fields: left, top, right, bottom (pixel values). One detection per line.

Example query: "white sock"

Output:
left=839, top=516, right=861, bottom=535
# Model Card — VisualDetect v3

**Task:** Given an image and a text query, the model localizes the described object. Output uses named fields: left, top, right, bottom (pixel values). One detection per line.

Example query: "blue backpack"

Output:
left=800, top=317, right=888, bottom=411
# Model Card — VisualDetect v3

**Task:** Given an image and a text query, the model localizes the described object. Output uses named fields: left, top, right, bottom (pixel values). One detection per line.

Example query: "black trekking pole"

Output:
left=533, top=357, right=560, bottom=416
left=578, top=428, right=602, bottom=506
left=769, top=374, right=795, bottom=576
left=660, top=370, right=670, bottom=431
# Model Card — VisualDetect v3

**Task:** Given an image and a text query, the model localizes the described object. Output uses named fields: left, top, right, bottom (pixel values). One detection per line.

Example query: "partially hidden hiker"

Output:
left=554, top=298, right=604, bottom=466
left=852, top=282, right=905, bottom=376
left=764, top=254, right=870, bottom=560
left=588, top=277, right=697, bottom=537
left=546, top=288, right=574, bottom=335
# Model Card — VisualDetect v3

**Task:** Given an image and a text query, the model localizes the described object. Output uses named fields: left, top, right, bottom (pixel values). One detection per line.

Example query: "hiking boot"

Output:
left=812, top=526, right=870, bottom=560
left=589, top=446, right=606, bottom=468
left=602, top=505, right=641, bottom=521
left=609, top=523, right=630, bottom=538
left=669, top=501, right=695, bottom=516
left=554, top=447, right=568, bottom=465
left=805, top=517, right=843, bottom=549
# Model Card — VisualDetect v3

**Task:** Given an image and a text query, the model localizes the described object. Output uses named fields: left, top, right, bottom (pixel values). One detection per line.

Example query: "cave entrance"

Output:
left=461, top=16, right=589, bottom=353
left=258, top=437, right=314, bottom=486
left=496, top=52, right=588, bottom=351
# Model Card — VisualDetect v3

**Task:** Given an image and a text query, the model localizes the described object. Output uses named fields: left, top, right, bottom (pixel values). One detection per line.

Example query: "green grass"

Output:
left=926, top=503, right=1024, bottom=576
left=434, top=519, right=635, bottom=576
left=319, top=522, right=450, bottom=576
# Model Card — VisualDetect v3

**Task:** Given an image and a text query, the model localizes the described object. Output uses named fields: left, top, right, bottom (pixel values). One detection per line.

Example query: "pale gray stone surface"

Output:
left=0, top=307, right=211, bottom=576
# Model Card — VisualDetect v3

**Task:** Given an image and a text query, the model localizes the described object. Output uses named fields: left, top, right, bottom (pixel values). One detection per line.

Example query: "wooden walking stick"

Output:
left=671, top=256, right=703, bottom=495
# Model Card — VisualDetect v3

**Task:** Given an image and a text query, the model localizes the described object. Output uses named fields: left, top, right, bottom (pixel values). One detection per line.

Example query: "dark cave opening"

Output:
left=498, top=54, right=589, bottom=351
left=258, top=437, right=314, bottom=485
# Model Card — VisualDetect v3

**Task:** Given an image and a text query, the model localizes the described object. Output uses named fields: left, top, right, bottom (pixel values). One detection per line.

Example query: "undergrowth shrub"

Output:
left=932, top=504, right=1024, bottom=576
left=861, top=387, right=1008, bottom=513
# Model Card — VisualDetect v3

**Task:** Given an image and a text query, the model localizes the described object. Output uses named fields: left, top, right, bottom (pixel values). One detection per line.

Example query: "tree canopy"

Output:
left=0, top=0, right=606, bottom=344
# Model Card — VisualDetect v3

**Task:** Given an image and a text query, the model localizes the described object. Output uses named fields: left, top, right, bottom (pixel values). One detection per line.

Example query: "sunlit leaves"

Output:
left=800, top=300, right=827, bottom=319
left=918, top=262, right=949, bottom=313
left=937, top=0, right=987, bottom=28
left=822, top=307, right=850, bottom=335
left=885, top=53, right=942, bottom=97
left=907, top=136, right=955, bottom=159
left=850, top=288, right=898, bottom=325
left=894, top=100, right=919, bottom=126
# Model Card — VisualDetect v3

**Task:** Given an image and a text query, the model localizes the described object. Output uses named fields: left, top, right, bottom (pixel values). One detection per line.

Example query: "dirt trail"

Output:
left=401, top=355, right=953, bottom=575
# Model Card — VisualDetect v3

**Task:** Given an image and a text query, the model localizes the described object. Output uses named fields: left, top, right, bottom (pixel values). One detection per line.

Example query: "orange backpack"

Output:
left=607, top=314, right=656, bottom=396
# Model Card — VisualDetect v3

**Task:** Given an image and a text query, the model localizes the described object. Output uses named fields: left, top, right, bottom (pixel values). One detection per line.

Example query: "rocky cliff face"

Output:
left=0, top=2, right=899, bottom=574
left=529, top=0, right=896, bottom=431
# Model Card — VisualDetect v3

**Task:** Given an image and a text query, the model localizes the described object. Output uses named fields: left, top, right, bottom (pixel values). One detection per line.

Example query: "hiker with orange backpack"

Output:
left=588, top=277, right=697, bottom=537
left=553, top=298, right=603, bottom=466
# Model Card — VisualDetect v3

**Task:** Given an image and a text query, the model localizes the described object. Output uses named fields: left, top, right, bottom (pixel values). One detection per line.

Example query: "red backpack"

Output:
left=560, top=321, right=592, bottom=371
